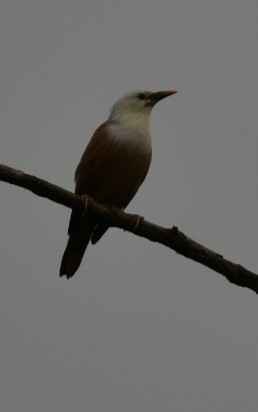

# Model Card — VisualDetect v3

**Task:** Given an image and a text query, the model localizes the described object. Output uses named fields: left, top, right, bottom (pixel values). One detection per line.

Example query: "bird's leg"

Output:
left=131, top=214, right=144, bottom=231
left=81, top=194, right=93, bottom=217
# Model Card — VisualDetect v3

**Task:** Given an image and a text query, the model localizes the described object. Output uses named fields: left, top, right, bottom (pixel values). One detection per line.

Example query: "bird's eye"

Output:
left=138, top=93, right=146, bottom=100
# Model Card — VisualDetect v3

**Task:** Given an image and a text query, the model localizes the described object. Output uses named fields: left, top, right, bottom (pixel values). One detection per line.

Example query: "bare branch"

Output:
left=1, top=163, right=258, bottom=294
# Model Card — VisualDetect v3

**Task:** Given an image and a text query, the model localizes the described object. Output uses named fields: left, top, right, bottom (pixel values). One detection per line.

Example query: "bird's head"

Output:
left=109, top=90, right=177, bottom=122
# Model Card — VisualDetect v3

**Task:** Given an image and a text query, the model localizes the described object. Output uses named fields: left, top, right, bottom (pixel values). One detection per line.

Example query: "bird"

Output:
left=60, top=89, right=177, bottom=278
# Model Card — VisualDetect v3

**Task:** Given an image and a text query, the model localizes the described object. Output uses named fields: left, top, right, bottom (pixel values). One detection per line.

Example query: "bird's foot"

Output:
left=82, top=194, right=93, bottom=216
left=131, top=214, right=144, bottom=231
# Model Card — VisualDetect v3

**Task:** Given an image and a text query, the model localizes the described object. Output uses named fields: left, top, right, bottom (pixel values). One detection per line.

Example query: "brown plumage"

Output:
left=60, top=90, right=176, bottom=278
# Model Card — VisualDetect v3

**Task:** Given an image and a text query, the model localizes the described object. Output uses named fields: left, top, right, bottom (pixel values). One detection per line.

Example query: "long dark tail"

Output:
left=60, top=220, right=95, bottom=278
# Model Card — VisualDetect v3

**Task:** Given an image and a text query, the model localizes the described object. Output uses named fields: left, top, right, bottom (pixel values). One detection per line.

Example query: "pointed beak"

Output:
left=147, top=90, right=177, bottom=105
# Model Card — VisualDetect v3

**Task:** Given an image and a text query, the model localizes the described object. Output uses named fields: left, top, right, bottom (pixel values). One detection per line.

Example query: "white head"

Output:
left=107, top=89, right=177, bottom=150
left=108, top=90, right=177, bottom=123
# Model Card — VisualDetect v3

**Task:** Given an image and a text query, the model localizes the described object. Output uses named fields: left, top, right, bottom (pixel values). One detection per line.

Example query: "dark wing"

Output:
left=69, top=122, right=151, bottom=240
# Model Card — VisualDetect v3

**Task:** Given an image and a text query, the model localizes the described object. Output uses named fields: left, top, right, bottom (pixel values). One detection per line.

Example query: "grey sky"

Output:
left=1, top=1, right=258, bottom=411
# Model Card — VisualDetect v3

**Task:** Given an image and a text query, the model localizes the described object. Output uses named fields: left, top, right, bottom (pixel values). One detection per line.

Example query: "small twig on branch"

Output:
left=1, top=163, right=258, bottom=294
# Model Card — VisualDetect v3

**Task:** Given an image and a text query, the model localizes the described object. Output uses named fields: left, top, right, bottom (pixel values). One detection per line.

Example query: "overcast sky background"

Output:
left=1, top=1, right=258, bottom=411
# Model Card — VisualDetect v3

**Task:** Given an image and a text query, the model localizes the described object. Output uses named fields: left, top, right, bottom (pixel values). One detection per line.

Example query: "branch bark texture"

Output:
left=1, top=163, right=258, bottom=294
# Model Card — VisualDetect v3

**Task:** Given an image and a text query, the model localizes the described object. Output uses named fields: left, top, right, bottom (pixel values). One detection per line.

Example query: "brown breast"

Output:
left=75, top=122, right=152, bottom=208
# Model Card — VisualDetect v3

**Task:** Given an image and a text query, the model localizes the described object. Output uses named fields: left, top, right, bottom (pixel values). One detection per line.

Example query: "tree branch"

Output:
left=1, top=163, right=258, bottom=294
